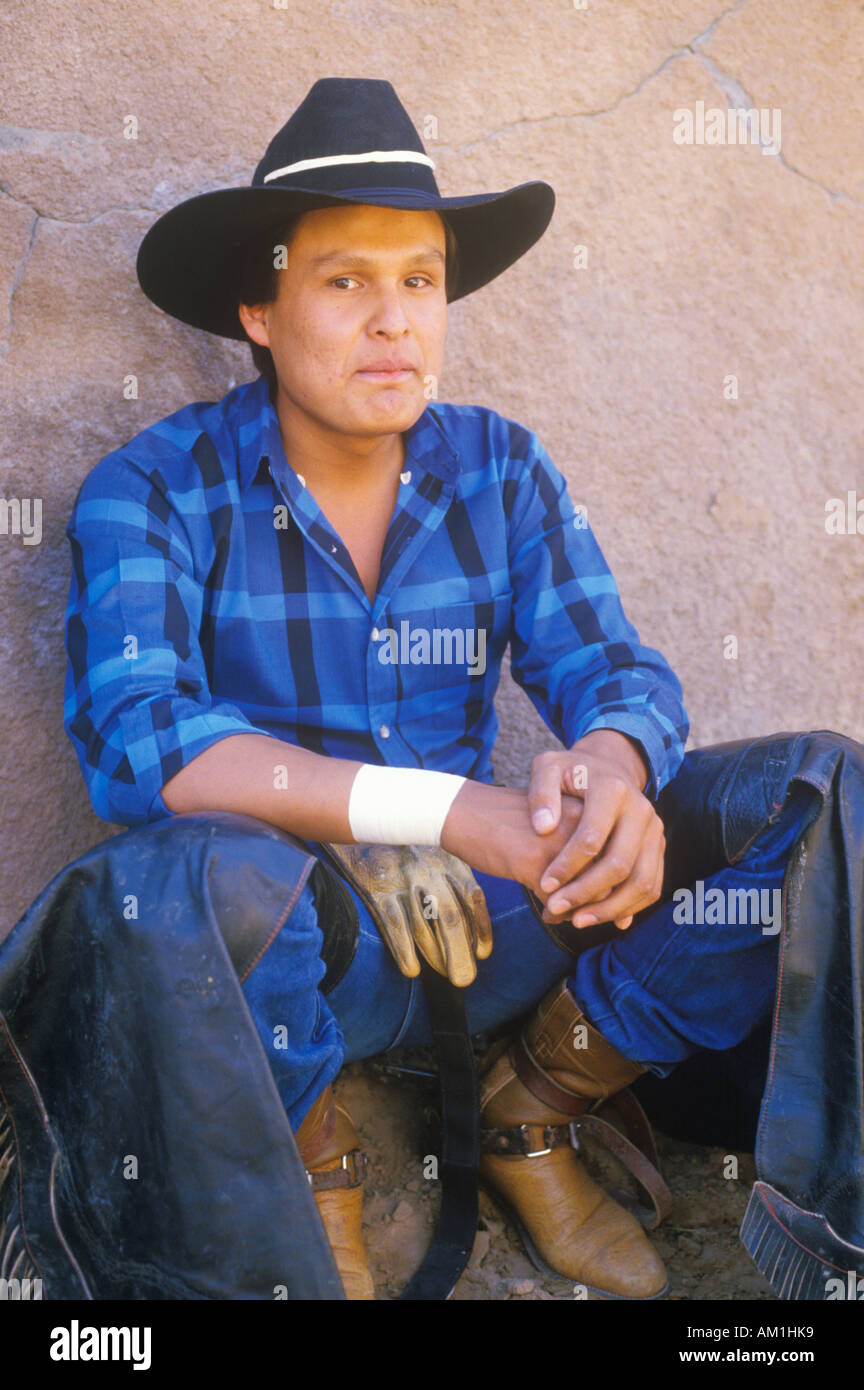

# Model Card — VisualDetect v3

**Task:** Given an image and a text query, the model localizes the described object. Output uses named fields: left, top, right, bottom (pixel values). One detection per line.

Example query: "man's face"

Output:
left=240, top=203, right=448, bottom=442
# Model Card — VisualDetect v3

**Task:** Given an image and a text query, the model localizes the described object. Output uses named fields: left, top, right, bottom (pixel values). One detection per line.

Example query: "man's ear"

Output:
left=237, top=301, right=270, bottom=348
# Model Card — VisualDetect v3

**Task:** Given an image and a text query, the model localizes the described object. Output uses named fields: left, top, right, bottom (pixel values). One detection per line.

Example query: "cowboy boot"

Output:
left=479, top=980, right=668, bottom=1299
left=295, top=1085, right=375, bottom=1300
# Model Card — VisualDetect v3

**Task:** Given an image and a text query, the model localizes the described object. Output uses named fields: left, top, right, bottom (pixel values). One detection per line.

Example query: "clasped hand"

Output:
left=526, top=738, right=667, bottom=931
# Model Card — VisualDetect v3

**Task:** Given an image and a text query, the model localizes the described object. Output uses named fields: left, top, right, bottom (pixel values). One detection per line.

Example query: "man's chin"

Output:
left=273, top=381, right=428, bottom=438
left=347, top=389, right=428, bottom=435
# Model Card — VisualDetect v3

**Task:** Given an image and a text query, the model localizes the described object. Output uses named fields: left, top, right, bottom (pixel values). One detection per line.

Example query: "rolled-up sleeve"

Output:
left=505, top=432, right=690, bottom=799
left=64, top=453, right=279, bottom=826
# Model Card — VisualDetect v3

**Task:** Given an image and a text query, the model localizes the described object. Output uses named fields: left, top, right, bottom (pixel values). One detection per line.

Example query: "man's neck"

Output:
left=272, top=384, right=406, bottom=497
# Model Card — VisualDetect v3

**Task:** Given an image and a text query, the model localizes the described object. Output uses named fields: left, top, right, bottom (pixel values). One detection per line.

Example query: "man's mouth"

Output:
left=355, top=357, right=417, bottom=381
left=355, top=368, right=415, bottom=382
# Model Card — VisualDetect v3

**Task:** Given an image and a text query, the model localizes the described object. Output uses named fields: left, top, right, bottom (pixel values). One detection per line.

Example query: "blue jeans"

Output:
left=241, top=785, right=814, bottom=1130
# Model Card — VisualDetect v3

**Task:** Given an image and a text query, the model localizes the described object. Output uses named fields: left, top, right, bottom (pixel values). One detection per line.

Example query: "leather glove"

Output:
left=320, top=843, right=492, bottom=988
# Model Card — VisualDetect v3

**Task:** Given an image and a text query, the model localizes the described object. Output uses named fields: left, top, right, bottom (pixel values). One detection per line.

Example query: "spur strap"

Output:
left=481, top=1088, right=672, bottom=1230
left=306, top=1149, right=368, bottom=1191
left=573, top=1107, right=672, bottom=1229
left=480, top=1122, right=573, bottom=1157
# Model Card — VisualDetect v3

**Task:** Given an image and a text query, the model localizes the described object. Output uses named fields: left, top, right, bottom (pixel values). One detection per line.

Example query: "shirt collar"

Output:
left=235, top=372, right=460, bottom=492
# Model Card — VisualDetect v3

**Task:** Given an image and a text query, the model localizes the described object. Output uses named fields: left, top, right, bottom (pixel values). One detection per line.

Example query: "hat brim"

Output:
left=136, top=181, right=555, bottom=340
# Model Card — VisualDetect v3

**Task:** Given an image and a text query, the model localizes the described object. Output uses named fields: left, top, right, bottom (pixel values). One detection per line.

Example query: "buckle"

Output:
left=306, top=1148, right=368, bottom=1191
left=480, top=1122, right=572, bottom=1158
left=342, top=1149, right=368, bottom=1185
left=521, top=1124, right=553, bottom=1159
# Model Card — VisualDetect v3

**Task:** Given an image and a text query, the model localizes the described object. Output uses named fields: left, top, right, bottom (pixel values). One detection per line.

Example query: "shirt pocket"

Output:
left=425, top=590, right=513, bottom=695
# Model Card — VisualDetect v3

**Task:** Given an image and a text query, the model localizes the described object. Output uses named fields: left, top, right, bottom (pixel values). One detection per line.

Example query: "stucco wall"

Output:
left=1, top=0, right=862, bottom=938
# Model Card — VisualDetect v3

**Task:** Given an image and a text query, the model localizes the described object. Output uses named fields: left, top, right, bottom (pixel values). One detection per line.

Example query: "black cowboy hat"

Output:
left=136, top=77, right=555, bottom=340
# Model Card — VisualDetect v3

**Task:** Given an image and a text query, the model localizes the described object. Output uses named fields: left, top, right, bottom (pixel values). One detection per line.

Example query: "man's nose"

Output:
left=367, top=284, right=412, bottom=335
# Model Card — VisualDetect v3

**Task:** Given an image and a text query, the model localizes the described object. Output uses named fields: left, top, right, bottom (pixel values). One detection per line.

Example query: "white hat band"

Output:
left=263, top=149, right=436, bottom=183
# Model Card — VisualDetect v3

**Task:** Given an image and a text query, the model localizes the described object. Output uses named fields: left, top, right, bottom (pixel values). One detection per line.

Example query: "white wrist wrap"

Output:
left=347, top=764, right=467, bottom=845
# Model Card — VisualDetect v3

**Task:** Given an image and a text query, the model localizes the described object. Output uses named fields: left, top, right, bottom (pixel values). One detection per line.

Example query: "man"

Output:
left=63, top=78, right=814, bottom=1300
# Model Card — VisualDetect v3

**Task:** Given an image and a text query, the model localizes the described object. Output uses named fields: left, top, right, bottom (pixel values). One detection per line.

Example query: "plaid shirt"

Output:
left=64, top=373, right=689, bottom=826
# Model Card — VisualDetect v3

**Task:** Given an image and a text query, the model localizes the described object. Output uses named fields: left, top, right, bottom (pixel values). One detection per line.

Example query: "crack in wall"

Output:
left=0, top=124, right=100, bottom=152
left=435, top=0, right=752, bottom=152
left=1, top=212, right=39, bottom=362
left=0, top=181, right=161, bottom=223
left=689, top=48, right=862, bottom=208
left=0, top=188, right=159, bottom=361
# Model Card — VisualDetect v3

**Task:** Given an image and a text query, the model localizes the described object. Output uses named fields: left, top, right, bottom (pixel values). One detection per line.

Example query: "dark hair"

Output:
left=236, top=210, right=459, bottom=389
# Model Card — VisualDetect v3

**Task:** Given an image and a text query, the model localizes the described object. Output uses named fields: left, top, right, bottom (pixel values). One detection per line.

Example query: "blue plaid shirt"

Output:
left=64, top=373, right=689, bottom=827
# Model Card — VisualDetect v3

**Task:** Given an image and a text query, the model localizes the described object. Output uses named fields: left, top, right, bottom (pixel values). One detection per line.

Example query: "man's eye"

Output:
left=327, top=275, right=435, bottom=290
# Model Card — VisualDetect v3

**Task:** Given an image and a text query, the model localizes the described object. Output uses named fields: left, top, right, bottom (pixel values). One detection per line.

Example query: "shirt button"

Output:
left=400, top=470, right=412, bottom=485
left=371, top=627, right=379, bottom=641
left=379, top=724, right=390, bottom=739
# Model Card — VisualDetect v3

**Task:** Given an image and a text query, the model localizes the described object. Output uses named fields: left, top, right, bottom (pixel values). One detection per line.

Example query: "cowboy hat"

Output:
left=136, top=77, right=555, bottom=340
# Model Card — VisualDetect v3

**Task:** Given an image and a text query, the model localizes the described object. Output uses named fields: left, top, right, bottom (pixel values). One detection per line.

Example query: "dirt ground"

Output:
left=336, top=1055, right=777, bottom=1302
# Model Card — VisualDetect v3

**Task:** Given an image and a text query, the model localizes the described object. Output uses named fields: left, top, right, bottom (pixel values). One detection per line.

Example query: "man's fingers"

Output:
left=528, top=754, right=565, bottom=834
left=608, top=847, right=665, bottom=931
left=540, top=777, right=629, bottom=895
left=561, top=827, right=665, bottom=928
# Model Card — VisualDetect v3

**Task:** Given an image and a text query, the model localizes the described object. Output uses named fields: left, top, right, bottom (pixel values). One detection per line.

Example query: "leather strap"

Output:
left=480, top=1122, right=572, bottom=1157
left=509, top=1036, right=590, bottom=1118
left=399, top=961, right=479, bottom=1301
left=574, top=1102, right=673, bottom=1230
left=306, top=1149, right=368, bottom=1192
left=608, top=1086, right=663, bottom=1172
